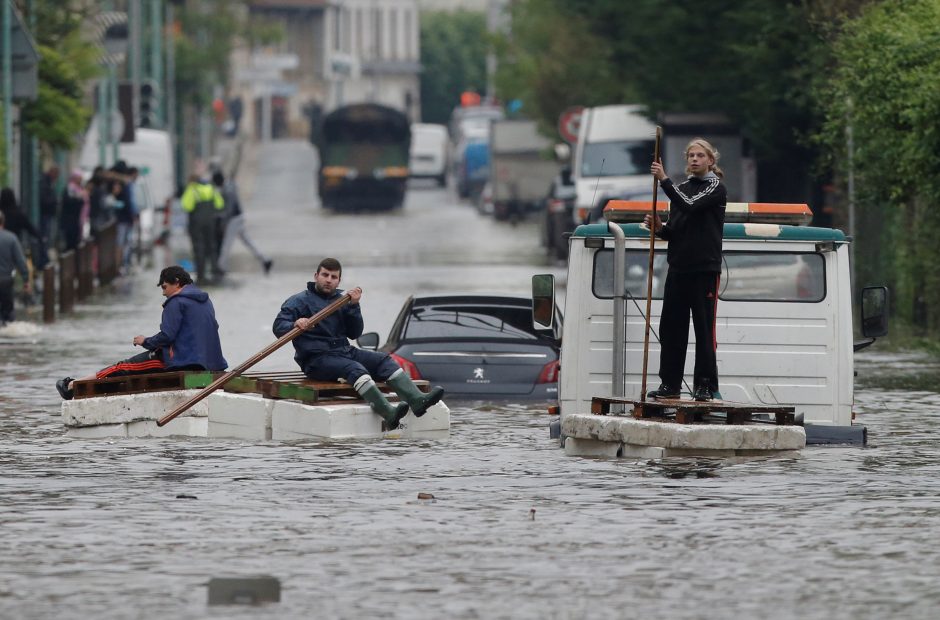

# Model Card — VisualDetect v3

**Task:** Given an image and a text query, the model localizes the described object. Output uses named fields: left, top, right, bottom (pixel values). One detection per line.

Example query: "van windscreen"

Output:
left=581, top=140, right=655, bottom=177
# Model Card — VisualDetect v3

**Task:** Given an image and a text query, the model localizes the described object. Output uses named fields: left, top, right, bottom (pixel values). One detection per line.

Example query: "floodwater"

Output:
left=2, top=141, right=940, bottom=619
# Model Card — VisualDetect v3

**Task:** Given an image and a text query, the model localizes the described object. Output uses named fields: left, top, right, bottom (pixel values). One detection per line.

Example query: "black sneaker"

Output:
left=56, top=377, right=74, bottom=401
left=647, top=384, right=680, bottom=399
left=693, top=386, right=713, bottom=402
left=263, top=259, right=273, bottom=275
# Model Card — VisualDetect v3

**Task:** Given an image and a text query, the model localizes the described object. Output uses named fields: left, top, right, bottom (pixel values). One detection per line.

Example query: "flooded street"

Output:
left=2, top=141, right=940, bottom=619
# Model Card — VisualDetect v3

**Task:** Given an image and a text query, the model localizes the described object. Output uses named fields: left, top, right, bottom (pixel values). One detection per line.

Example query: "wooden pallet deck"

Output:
left=72, top=370, right=429, bottom=405
left=591, top=396, right=796, bottom=425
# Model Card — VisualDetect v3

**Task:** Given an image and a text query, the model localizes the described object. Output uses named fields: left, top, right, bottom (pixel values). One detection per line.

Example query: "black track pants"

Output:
left=657, top=270, right=720, bottom=393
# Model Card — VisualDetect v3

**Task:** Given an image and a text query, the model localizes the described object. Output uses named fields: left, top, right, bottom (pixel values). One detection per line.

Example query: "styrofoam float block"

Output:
left=207, top=392, right=273, bottom=440
left=65, top=423, right=128, bottom=439
left=562, top=413, right=806, bottom=452
left=62, top=390, right=208, bottom=427
left=391, top=401, right=450, bottom=439
left=271, top=401, right=384, bottom=440
left=127, top=417, right=209, bottom=438
left=563, top=437, right=621, bottom=457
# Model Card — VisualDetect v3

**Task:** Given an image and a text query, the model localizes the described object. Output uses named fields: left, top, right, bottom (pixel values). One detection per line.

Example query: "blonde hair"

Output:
left=685, top=138, right=723, bottom=178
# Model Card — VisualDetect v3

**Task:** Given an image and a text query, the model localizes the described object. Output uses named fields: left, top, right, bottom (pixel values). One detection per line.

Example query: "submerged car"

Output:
left=357, top=294, right=562, bottom=400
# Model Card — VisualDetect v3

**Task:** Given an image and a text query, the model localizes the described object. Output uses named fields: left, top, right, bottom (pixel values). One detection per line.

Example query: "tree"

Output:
left=18, top=1, right=99, bottom=151
left=816, top=0, right=940, bottom=335
left=419, top=10, right=488, bottom=124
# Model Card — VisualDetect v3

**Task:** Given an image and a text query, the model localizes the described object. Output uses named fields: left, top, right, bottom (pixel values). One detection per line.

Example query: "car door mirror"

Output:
left=532, top=274, right=555, bottom=330
left=357, top=332, right=380, bottom=350
left=860, top=286, right=888, bottom=338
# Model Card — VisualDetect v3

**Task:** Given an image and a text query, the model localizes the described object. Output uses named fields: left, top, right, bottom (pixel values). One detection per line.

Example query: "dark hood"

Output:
left=165, top=284, right=209, bottom=306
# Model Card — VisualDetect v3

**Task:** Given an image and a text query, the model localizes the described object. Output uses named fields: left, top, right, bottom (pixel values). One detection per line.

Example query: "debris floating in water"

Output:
left=417, top=492, right=435, bottom=500
left=176, top=494, right=198, bottom=500
left=529, top=508, right=536, bottom=521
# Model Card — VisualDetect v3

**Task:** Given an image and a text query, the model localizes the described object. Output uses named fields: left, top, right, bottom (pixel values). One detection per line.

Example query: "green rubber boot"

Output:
left=386, top=369, right=445, bottom=418
left=354, top=376, right=408, bottom=430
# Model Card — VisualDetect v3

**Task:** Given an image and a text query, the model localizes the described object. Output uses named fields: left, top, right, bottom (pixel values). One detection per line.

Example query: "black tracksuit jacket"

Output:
left=656, top=172, right=727, bottom=272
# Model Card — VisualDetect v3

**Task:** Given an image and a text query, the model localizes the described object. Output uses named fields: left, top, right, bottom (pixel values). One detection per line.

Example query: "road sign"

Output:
left=558, top=106, right=584, bottom=144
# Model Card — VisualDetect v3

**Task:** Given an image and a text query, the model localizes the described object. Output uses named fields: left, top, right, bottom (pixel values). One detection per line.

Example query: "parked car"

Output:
left=357, top=294, right=562, bottom=400
left=541, top=166, right=577, bottom=260
left=409, top=123, right=449, bottom=186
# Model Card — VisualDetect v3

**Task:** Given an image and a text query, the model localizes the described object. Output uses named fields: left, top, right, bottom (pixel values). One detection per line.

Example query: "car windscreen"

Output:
left=403, top=304, right=539, bottom=340
left=580, top=140, right=655, bottom=177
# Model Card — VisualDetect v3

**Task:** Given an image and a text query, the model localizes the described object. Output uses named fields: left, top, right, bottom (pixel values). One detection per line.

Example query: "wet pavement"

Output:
left=2, top=140, right=939, bottom=619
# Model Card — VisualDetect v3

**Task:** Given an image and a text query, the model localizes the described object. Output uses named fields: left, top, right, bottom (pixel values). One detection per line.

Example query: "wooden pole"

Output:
left=157, top=293, right=351, bottom=427
left=640, top=126, right=663, bottom=403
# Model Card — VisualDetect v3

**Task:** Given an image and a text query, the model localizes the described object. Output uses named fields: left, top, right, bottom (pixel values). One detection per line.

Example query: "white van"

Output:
left=572, top=104, right=657, bottom=223
left=79, top=121, right=176, bottom=248
left=409, top=123, right=449, bottom=186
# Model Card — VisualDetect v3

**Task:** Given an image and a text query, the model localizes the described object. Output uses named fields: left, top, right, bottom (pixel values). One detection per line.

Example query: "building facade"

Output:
left=241, top=0, right=421, bottom=140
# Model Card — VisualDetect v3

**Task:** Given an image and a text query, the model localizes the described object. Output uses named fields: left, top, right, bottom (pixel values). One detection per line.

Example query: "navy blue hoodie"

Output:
left=142, top=284, right=228, bottom=370
left=273, top=283, right=363, bottom=368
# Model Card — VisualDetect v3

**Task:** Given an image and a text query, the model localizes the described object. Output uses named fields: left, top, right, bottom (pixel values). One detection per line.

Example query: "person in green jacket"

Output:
left=180, top=174, right=225, bottom=284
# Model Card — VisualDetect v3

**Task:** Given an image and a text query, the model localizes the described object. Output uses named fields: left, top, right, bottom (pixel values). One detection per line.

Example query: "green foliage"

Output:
left=419, top=10, right=488, bottom=124
left=17, top=1, right=99, bottom=151
left=817, top=0, right=940, bottom=334
left=493, top=0, right=625, bottom=137
left=174, top=1, right=283, bottom=108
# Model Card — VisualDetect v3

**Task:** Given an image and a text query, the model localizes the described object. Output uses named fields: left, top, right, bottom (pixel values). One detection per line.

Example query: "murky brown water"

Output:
left=2, top=141, right=938, bottom=618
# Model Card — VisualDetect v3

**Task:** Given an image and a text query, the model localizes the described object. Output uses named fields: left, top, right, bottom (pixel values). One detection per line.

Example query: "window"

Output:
left=390, top=9, right=398, bottom=60
left=592, top=249, right=826, bottom=302
left=581, top=140, right=656, bottom=177
left=373, top=7, right=383, bottom=59
left=403, top=8, right=412, bottom=59
left=403, top=304, right=540, bottom=340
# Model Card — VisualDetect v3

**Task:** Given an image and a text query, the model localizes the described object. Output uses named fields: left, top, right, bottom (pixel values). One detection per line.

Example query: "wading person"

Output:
left=212, top=171, right=273, bottom=275
left=644, top=138, right=727, bottom=401
left=273, top=258, right=444, bottom=430
left=55, top=266, right=227, bottom=400
left=0, top=211, right=32, bottom=326
left=181, top=173, right=225, bottom=284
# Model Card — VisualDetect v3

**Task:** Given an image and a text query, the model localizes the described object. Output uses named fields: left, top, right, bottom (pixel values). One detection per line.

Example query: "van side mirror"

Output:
left=532, top=274, right=555, bottom=330
left=357, top=332, right=380, bottom=350
left=860, top=286, right=888, bottom=338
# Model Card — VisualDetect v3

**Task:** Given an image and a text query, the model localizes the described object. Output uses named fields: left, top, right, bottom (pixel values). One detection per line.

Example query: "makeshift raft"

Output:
left=61, top=370, right=450, bottom=440
left=562, top=396, right=806, bottom=458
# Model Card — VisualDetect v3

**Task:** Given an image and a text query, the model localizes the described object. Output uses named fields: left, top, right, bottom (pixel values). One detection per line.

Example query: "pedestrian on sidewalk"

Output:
left=644, top=138, right=727, bottom=402
left=213, top=170, right=272, bottom=275
left=0, top=187, right=47, bottom=273
left=0, top=211, right=32, bottom=326
left=39, top=166, right=59, bottom=252
left=272, top=257, right=444, bottom=430
left=181, top=173, right=225, bottom=284
left=55, top=265, right=227, bottom=400
left=60, top=169, right=88, bottom=252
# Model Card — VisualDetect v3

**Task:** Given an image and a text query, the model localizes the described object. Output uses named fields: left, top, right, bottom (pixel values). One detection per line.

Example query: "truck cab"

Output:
left=534, top=201, right=888, bottom=445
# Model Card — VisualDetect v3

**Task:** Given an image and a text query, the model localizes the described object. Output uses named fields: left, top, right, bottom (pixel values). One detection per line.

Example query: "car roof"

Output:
left=410, top=293, right=532, bottom=307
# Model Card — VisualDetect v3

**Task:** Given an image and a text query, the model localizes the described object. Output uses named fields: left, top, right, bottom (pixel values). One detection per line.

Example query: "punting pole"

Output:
left=640, top=126, right=663, bottom=405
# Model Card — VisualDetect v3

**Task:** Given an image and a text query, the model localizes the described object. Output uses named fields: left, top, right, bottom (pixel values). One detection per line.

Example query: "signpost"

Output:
left=558, top=106, right=584, bottom=144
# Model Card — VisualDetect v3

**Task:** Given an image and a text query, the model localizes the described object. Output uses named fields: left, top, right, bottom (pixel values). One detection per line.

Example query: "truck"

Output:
left=532, top=200, right=888, bottom=447
left=316, top=103, right=410, bottom=211
left=571, top=105, right=657, bottom=224
left=488, top=119, right=558, bottom=221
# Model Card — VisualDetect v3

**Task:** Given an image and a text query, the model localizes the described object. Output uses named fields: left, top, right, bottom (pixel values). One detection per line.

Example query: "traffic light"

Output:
left=139, top=80, right=160, bottom=128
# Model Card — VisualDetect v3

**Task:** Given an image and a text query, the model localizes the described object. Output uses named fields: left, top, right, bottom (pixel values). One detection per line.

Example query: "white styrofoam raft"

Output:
left=61, top=391, right=450, bottom=440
